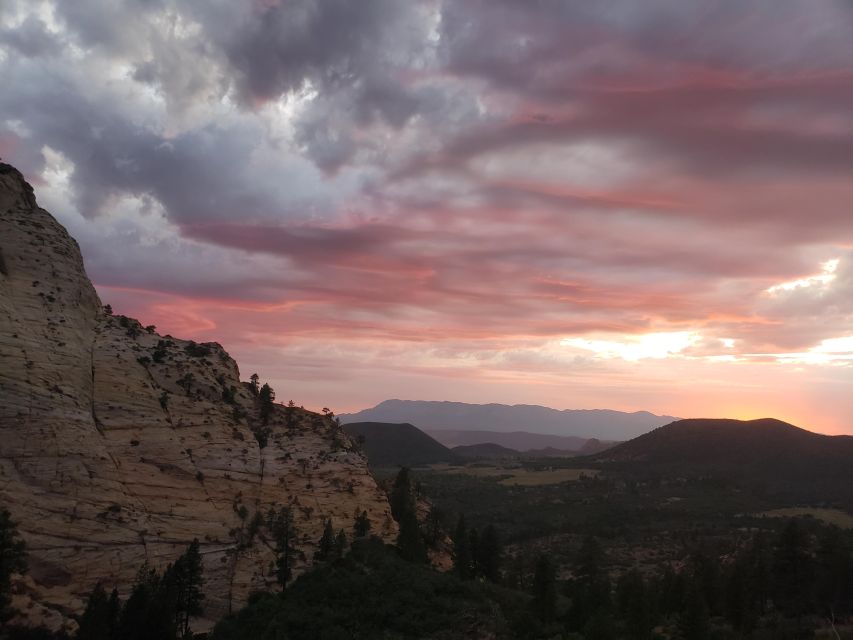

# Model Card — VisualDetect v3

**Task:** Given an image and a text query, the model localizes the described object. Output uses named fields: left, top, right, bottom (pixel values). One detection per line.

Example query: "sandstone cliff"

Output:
left=0, top=163, right=396, bottom=632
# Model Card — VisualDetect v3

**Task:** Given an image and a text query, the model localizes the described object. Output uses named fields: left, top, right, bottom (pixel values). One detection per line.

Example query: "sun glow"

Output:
left=751, top=335, right=853, bottom=365
left=766, top=258, right=839, bottom=294
left=561, top=331, right=699, bottom=361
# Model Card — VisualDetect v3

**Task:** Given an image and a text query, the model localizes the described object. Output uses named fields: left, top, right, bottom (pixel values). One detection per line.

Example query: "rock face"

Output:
left=0, top=163, right=396, bottom=632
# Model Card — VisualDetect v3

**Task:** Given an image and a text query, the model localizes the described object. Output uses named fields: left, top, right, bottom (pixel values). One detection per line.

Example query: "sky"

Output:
left=1, top=1, right=852, bottom=434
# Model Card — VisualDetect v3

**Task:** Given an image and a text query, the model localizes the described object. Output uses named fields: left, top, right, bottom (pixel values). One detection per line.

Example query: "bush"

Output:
left=184, top=341, right=212, bottom=358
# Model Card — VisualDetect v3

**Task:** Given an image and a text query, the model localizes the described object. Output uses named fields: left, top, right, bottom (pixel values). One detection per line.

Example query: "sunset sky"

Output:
left=1, top=1, right=852, bottom=433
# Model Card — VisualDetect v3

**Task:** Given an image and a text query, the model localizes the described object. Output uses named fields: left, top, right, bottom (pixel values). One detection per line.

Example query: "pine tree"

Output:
left=77, top=583, right=117, bottom=640
left=425, top=505, right=443, bottom=546
left=452, top=515, right=473, bottom=579
left=389, top=467, right=412, bottom=521
left=334, top=530, right=347, bottom=560
left=468, top=527, right=480, bottom=575
left=176, top=372, right=195, bottom=397
left=396, top=507, right=427, bottom=563
left=117, top=563, right=175, bottom=640
left=680, top=582, right=709, bottom=640
left=258, top=383, right=275, bottom=425
left=249, top=373, right=260, bottom=396
left=569, top=535, right=611, bottom=630
left=689, top=548, right=722, bottom=616
left=285, top=400, right=297, bottom=429
left=725, top=539, right=768, bottom=634
left=772, top=519, right=815, bottom=617
left=0, top=508, right=27, bottom=622
left=477, top=525, right=501, bottom=583
left=268, top=507, right=296, bottom=587
left=656, top=564, right=685, bottom=618
left=616, top=568, right=650, bottom=640
left=164, top=539, right=204, bottom=637
left=583, top=609, right=618, bottom=640
left=576, top=535, right=605, bottom=585
left=353, top=511, right=371, bottom=538
left=532, top=555, right=557, bottom=622
left=107, top=588, right=121, bottom=639
left=315, top=520, right=335, bottom=563
left=388, top=467, right=427, bottom=563
left=815, top=526, right=852, bottom=619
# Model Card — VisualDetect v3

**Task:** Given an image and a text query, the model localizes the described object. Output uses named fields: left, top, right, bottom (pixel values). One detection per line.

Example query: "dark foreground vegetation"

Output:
left=211, top=537, right=530, bottom=640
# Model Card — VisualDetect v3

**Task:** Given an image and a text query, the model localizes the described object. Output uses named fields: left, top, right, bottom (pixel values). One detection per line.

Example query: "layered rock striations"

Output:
left=0, top=163, right=396, bottom=631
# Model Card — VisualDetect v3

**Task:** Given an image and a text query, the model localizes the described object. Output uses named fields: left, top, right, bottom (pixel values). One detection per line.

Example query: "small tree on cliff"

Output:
left=177, top=373, right=195, bottom=397
left=285, top=400, right=298, bottom=430
left=249, top=373, right=260, bottom=396
left=269, top=506, right=297, bottom=587
left=259, top=383, right=275, bottom=425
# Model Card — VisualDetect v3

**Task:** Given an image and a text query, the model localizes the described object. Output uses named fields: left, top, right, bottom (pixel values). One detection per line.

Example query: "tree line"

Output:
left=494, top=520, right=853, bottom=639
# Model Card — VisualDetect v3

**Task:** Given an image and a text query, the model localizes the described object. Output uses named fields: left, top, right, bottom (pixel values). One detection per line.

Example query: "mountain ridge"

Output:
left=341, top=399, right=678, bottom=440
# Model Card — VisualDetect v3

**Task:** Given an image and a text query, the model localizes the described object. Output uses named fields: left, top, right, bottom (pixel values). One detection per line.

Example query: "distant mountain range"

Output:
left=341, top=399, right=677, bottom=440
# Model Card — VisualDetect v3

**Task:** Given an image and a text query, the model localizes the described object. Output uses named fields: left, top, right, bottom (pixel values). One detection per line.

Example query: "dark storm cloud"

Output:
left=203, top=0, right=437, bottom=171
left=0, top=14, right=62, bottom=58
left=0, top=63, right=269, bottom=222
left=216, top=0, right=412, bottom=106
left=0, top=0, right=437, bottom=215
left=439, top=0, right=853, bottom=95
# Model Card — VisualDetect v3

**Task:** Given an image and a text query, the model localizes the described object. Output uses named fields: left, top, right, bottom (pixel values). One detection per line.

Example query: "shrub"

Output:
left=184, top=341, right=212, bottom=358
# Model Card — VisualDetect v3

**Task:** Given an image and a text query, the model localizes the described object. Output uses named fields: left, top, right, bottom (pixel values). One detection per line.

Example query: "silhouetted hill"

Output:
left=341, top=400, right=677, bottom=440
left=343, top=422, right=457, bottom=467
left=594, top=418, right=853, bottom=504
left=452, top=443, right=520, bottom=460
left=598, top=418, right=850, bottom=465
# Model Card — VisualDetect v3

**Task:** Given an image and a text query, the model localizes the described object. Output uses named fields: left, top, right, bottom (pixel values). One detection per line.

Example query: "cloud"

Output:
left=0, top=14, right=62, bottom=58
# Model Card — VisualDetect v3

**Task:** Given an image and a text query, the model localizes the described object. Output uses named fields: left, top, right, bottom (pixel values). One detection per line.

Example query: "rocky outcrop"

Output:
left=0, top=163, right=396, bottom=632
